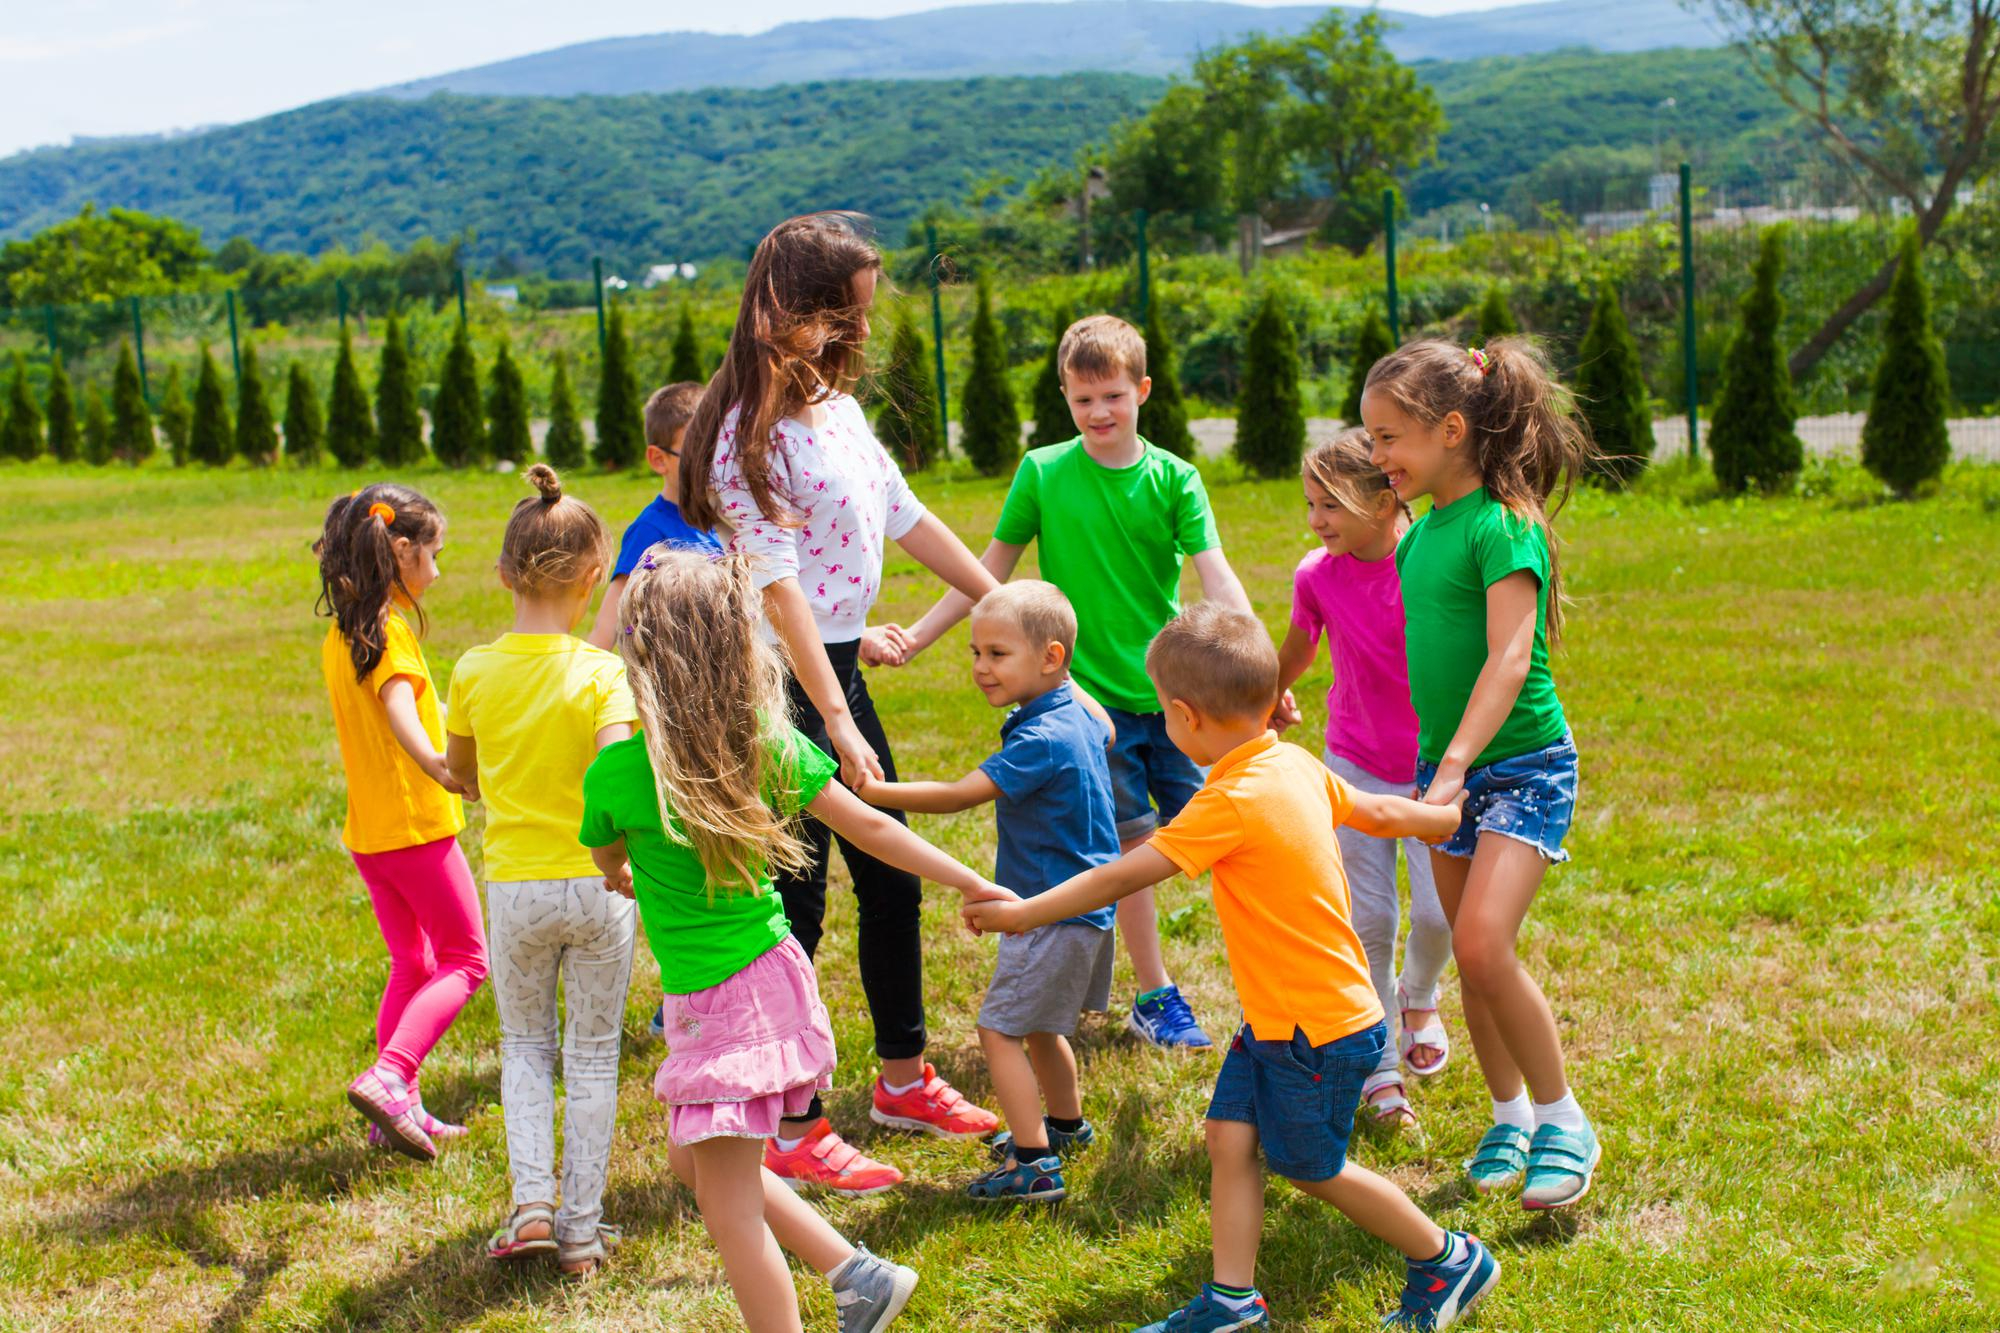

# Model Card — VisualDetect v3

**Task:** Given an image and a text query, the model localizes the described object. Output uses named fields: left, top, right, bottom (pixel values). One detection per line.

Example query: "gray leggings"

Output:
left=1324, top=751, right=1454, bottom=1076
left=487, top=876, right=636, bottom=1243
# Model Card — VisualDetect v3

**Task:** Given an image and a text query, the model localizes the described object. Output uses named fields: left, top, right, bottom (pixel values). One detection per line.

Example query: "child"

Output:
left=314, top=484, right=488, bottom=1161
left=1274, top=430, right=1453, bottom=1132
left=581, top=548, right=1013, bottom=1332
left=585, top=381, right=719, bottom=652
left=894, top=314, right=1278, bottom=1051
left=1361, top=337, right=1597, bottom=1210
left=859, top=581, right=1118, bottom=1203
left=443, top=465, right=637, bottom=1276
left=964, top=603, right=1497, bottom=1333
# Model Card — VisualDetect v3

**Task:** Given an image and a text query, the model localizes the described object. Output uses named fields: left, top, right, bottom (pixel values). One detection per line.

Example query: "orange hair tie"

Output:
left=367, top=502, right=396, bottom=526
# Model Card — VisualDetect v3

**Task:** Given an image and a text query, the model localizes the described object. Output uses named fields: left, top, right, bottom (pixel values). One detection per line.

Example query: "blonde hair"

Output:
left=1302, top=428, right=1410, bottom=522
left=616, top=550, right=814, bottom=893
left=1145, top=602, right=1278, bottom=721
left=972, top=579, right=1077, bottom=667
left=1057, top=314, right=1147, bottom=385
left=499, top=464, right=610, bottom=596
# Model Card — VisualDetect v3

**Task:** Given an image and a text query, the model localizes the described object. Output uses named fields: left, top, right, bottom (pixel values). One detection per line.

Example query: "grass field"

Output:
left=2, top=455, right=1998, bottom=1332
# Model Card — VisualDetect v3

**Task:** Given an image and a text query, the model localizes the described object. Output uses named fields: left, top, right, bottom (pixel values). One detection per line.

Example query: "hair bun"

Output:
left=525, top=462, right=562, bottom=503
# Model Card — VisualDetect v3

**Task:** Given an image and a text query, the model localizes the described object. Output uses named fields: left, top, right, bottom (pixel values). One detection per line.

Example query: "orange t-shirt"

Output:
left=1149, top=731, right=1383, bottom=1046
left=322, top=610, right=464, bottom=854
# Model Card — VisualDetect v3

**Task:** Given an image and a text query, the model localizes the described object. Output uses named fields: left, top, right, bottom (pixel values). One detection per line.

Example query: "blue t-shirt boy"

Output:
left=614, top=494, right=721, bottom=577
left=977, top=682, right=1119, bottom=929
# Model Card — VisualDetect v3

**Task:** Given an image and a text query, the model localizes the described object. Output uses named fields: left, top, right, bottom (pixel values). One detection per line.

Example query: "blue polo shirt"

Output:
left=977, top=682, right=1119, bottom=929
left=614, top=494, right=722, bottom=577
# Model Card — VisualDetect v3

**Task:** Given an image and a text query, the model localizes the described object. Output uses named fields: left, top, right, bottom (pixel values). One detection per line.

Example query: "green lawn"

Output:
left=2, top=456, right=1996, bottom=1331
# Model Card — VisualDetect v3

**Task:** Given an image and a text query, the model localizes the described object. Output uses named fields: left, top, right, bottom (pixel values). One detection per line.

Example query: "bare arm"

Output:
left=898, top=539, right=1026, bottom=660
left=590, top=837, right=634, bottom=899
left=444, top=731, right=480, bottom=801
left=1423, top=571, right=1538, bottom=806
left=1347, top=788, right=1463, bottom=844
left=859, top=768, right=1003, bottom=815
left=1274, top=621, right=1318, bottom=698
left=963, top=844, right=1180, bottom=935
left=896, top=512, right=1004, bottom=604
left=380, top=676, right=467, bottom=796
left=806, top=781, right=1009, bottom=899
left=764, top=577, right=880, bottom=786
left=585, top=574, right=629, bottom=652
left=1189, top=547, right=1254, bottom=615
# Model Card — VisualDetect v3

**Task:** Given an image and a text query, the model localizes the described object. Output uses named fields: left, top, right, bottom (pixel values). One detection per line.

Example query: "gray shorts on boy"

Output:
left=977, top=922, right=1116, bottom=1037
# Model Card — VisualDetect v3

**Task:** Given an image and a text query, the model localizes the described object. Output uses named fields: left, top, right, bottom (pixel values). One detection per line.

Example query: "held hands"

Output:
left=1268, top=688, right=1302, bottom=732
left=601, top=861, right=636, bottom=900
left=429, top=753, right=478, bottom=802
left=1414, top=769, right=1469, bottom=845
left=961, top=895, right=1026, bottom=937
left=958, top=877, right=1021, bottom=936
left=827, top=713, right=886, bottom=789
left=859, top=623, right=916, bottom=668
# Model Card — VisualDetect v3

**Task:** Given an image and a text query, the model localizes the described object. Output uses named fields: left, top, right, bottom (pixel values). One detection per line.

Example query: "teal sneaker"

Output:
left=1465, top=1123, right=1531, bottom=1195
left=1132, top=1285, right=1270, bottom=1331
left=1521, top=1122, right=1600, bottom=1210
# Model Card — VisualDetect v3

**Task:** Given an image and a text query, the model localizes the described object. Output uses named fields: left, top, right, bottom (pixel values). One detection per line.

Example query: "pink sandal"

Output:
left=347, top=1067, right=436, bottom=1162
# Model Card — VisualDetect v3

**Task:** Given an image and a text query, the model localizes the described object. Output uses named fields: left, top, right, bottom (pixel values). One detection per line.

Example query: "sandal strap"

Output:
left=1400, top=1021, right=1449, bottom=1048
left=1362, top=1069, right=1407, bottom=1098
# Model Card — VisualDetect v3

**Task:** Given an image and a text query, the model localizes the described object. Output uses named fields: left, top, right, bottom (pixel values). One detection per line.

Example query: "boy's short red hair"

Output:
left=1058, top=314, right=1147, bottom=386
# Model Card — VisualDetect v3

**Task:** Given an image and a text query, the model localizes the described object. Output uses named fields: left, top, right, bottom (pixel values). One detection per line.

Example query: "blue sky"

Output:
left=0, top=0, right=1525, bottom=159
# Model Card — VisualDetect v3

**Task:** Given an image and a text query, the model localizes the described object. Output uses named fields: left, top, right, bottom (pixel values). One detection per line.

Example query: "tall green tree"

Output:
left=486, top=338, right=532, bottom=465
left=45, top=355, right=79, bottom=462
left=1138, top=300, right=1196, bottom=460
left=235, top=342, right=278, bottom=464
left=82, top=384, right=112, bottom=466
left=284, top=362, right=324, bottom=464
left=594, top=306, right=643, bottom=468
left=960, top=277, right=1020, bottom=476
left=157, top=364, right=191, bottom=466
left=109, top=338, right=153, bottom=463
left=0, top=204, right=209, bottom=308
left=374, top=312, right=424, bottom=466
left=668, top=303, right=704, bottom=383
left=874, top=309, right=941, bottom=471
left=188, top=347, right=233, bottom=466
left=430, top=319, right=485, bottom=467
left=1709, top=229, right=1803, bottom=494
left=1573, top=279, right=1652, bottom=487
left=545, top=352, right=586, bottom=469
left=1861, top=230, right=1952, bottom=496
left=1236, top=292, right=1306, bottom=478
left=3, top=353, right=42, bottom=460
left=1340, top=306, right=1395, bottom=424
left=1477, top=286, right=1519, bottom=343
left=326, top=326, right=373, bottom=467
left=1029, top=308, right=1075, bottom=448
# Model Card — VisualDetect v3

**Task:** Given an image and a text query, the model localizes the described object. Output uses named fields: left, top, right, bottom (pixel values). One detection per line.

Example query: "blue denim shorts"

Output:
left=1206, top=1021, right=1385, bottom=1182
left=1415, top=732, right=1579, bottom=864
left=1103, top=706, right=1206, bottom=842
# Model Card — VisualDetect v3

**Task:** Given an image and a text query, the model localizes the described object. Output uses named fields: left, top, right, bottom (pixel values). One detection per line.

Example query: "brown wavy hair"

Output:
left=313, top=482, right=442, bottom=681
left=678, top=211, right=882, bottom=530
left=499, top=463, right=609, bottom=595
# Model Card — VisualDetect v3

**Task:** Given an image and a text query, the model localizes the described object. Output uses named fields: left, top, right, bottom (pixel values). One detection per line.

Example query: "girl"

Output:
left=582, top=550, right=1010, bottom=1333
left=315, top=484, right=488, bottom=1162
left=1274, top=430, right=1453, bottom=1132
left=1361, top=338, right=1598, bottom=1211
left=442, top=465, right=637, bottom=1276
left=679, top=211, right=1004, bottom=1188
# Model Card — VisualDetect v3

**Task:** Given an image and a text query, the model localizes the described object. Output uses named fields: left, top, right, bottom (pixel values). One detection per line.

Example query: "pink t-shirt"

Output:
left=1290, top=547, right=1421, bottom=785
left=711, top=394, right=926, bottom=643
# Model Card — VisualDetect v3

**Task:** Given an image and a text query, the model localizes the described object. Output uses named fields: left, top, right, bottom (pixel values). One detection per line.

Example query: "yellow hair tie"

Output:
left=367, top=501, right=396, bottom=526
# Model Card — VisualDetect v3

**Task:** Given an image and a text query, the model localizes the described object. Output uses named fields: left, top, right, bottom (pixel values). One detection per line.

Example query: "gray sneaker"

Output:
left=830, top=1244, right=919, bottom=1332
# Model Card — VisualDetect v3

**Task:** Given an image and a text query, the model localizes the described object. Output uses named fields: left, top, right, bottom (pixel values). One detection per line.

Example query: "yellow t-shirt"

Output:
left=1149, top=732, right=1383, bottom=1047
left=445, top=632, right=639, bottom=881
left=322, top=611, right=464, bottom=854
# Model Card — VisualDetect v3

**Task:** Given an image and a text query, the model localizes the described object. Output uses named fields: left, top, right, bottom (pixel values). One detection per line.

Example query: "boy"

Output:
left=963, top=603, right=1498, bottom=1333
left=586, top=381, right=720, bottom=652
left=893, top=315, right=1288, bottom=1050
left=859, top=581, right=1117, bottom=1203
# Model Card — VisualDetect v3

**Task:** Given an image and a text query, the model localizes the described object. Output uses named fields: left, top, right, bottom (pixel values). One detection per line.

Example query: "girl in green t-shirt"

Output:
left=582, top=547, right=1010, bottom=1333
left=1359, top=337, right=1603, bottom=1216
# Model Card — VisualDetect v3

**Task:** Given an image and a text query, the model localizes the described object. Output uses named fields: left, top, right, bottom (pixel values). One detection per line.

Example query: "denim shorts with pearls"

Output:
left=1415, top=732, right=1578, bottom=864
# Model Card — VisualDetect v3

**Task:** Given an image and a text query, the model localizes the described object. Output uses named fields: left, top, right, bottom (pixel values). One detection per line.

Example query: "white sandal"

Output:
left=1361, top=1069, right=1417, bottom=1128
left=1397, top=982, right=1450, bottom=1078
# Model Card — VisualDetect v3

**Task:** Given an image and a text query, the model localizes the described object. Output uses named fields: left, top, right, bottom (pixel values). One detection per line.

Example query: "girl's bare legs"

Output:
left=671, top=1139, right=858, bottom=1333
left=1428, top=839, right=1567, bottom=1104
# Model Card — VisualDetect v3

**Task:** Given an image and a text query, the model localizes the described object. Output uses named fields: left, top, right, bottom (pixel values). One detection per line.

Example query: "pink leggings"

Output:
left=351, top=836, right=488, bottom=1083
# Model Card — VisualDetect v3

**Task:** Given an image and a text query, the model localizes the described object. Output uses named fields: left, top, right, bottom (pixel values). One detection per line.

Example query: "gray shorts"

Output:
left=976, top=921, right=1116, bottom=1038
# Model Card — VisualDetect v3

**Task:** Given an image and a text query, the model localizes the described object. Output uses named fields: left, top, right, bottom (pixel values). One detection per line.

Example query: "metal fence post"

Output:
left=226, top=289, right=241, bottom=380
left=1678, top=162, right=1699, bottom=460
left=1383, top=188, right=1401, bottom=344
left=454, top=268, right=468, bottom=327
left=926, top=223, right=949, bottom=454
left=1136, top=208, right=1150, bottom=326
left=592, top=257, right=607, bottom=355
left=130, top=297, right=150, bottom=404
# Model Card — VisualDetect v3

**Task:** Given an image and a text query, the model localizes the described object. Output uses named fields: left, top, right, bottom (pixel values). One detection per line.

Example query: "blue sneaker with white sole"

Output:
left=1132, top=1285, right=1270, bottom=1331
left=1383, top=1232, right=1499, bottom=1330
left=1128, top=985, right=1212, bottom=1049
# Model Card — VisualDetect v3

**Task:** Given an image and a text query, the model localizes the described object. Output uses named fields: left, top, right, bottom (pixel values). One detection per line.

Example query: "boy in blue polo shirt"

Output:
left=586, top=381, right=721, bottom=651
left=860, top=580, right=1118, bottom=1203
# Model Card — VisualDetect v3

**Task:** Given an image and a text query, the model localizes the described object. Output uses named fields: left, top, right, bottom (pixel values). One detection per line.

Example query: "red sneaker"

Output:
left=869, top=1063, right=1000, bottom=1140
left=762, top=1118, right=904, bottom=1197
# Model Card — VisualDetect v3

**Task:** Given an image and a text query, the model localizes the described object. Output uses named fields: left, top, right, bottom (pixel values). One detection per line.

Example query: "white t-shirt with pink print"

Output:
left=710, top=393, right=927, bottom=643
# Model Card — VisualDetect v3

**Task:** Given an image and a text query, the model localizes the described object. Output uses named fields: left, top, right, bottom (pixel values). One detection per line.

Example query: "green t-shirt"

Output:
left=578, top=725, right=837, bottom=994
left=992, top=437, right=1221, bottom=713
left=1395, top=487, right=1567, bottom=769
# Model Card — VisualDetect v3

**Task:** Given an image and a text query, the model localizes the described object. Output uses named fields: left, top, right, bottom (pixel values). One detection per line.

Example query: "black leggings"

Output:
left=780, top=638, right=927, bottom=1063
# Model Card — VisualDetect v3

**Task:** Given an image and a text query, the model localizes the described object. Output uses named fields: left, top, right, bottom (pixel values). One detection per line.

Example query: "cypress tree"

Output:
left=82, top=384, right=113, bottom=466
left=3, top=353, right=42, bottom=460
left=110, top=338, right=153, bottom=463
left=1574, top=279, right=1652, bottom=487
left=594, top=306, right=643, bottom=468
left=1477, top=286, right=1519, bottom=343
left=235, top=342, right=278, bottom=464
left=284, top=362, right=325, bottom=464
left=669, top=303, right=704, bottom=383
left=544, top=352, right=586, bottom=469
left=1709, top=229, right=1804, bottom=494
left=1340, top=306, right=1394, bottom=425
left=45, top=355, right=80, bottom=462
left=188, top=347, right=233, bottom=466
left=960, top=276, right=1020, bottom=476
left=1029, top=308, right=1075, bottom=448
left=326, top=326, right=374, bottom=467
left=374, top=312, right=424, bottom=466
left=875, top=309, right=940, bottom=470
left=486, top=338, right=531, bottom=465
left=1861, top=231, right=1951, bottom=497
left=1237, top=292, right=1306, bottom=478
left=1138, top=299, right=1196, bottom=460
left=158, top=365, right=191, bottom=466
left=430, top=319, right=485, bottom=467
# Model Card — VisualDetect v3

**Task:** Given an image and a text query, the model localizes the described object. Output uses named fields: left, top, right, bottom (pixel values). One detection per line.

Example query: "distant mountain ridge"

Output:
left=370, top=0, right=1723, bottom=100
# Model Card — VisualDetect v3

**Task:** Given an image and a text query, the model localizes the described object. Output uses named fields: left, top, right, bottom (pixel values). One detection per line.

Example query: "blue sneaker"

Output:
left=1127, top=985, right=1213, bottom=1049
left=648, top=1001, right=666, bottom=1042
left=1384, top=1232, right=1499, bottom=1331
left=965, top=1153, right=1065, bottom=1204
left=1133, top=1285, right=1269, bottom=1332
left=1521, top=1122, right=1600, bottom=1210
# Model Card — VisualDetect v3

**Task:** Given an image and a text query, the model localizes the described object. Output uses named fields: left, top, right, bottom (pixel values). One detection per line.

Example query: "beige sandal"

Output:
left=557, top=1223, right=622, bottom=1277
left=1362, top=1070, right=1418, bottom=1129
left=487, top=1202, right=557, bottom=1261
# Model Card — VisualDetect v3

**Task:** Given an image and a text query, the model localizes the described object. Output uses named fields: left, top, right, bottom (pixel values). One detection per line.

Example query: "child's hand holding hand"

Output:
left=1418, top=763, right=1467, bottom=811
left=430, top=754, right=478, bottom=801
left=961, top=896, right=1025, bottom=937
left=859, top=624, right=913, bottom=667
left=602, top=861, right=635, bottom=899
left=962, top=876, right=1019, bottom=906
left=1268, top=689, right=1302, bottom=731
left=1416, top=791, right=1468, bottom=844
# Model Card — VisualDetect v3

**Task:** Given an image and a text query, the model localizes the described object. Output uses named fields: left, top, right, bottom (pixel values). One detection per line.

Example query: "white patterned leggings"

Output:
left=487, top=876, right=636, bottom=1243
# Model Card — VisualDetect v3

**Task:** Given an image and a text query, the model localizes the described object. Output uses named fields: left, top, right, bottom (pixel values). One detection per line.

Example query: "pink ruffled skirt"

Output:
left=654, top=935, right=837, bottom=1145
